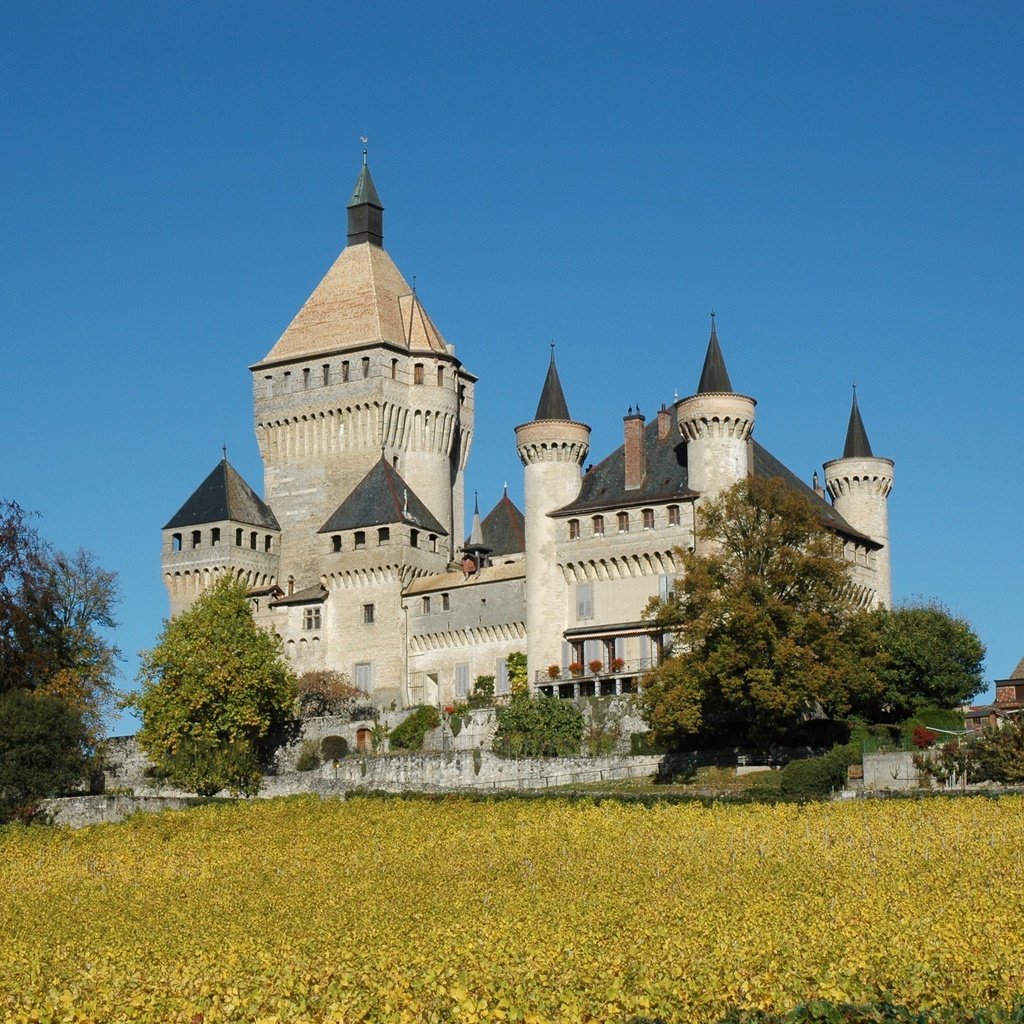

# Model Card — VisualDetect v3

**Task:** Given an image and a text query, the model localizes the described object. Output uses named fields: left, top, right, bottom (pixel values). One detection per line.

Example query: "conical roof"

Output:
left=347, top=163, right=383, bottom=210
left=696, top=315, right=734, bottom=394
left=534, top=347, right=571, bottom=420
left=317, top=457, right=447, bottom=535
left=163, top=458, right=280, bottom=531
left=476, top=489, right=525, bottom=556
left=842, top=389, right=874, bottom=458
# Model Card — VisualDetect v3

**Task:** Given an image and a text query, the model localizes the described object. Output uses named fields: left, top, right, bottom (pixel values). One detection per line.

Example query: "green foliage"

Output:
left=506, top=652, right=528, bottom=695
left=639, top=477, right=885, bottom=749
left=871, top=602, right=985, bottom=720
left=972, top=719, right=1024, bottom=784
left=467, top=675, right=495, bottom=709
left=493, top=693, right=584, bottom=757
left=295, top=740, right=321, bottom=772
left=319, top=735, right=349, bottom=760
left=0, top=688, right=92, bottom=821
left=388, top=705, right=440, bottom=751
left=135, top=574, right=297, bottom=796
left=776, top=744, right=859, bottom=800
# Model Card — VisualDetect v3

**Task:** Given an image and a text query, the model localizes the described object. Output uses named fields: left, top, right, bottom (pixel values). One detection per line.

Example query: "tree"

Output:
left=871, top=602, right=984, bottom=720
left=639, top=476, right=884, bottom=748
left=0, top=688, right=91, bottom=822
left=135, top=574, right=297, bottom=796
left=295, top=670, right=368, bottom=719
left=493, top=692, right=584, bottom=757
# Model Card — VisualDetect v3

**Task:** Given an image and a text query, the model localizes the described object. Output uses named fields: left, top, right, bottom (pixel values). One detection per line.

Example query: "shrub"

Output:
left=319, top=735, right=348, bottom=760
left=389, top=706, right=441, bottom=752
left=493, top=693, right=584, bottom=758
left=778, top=744, right=858, bottom=800
left=911, top=725, right=938, bottom=750
left=467, top=676, right=495, bottom=709
left=295, top=740, right=320, bottom=772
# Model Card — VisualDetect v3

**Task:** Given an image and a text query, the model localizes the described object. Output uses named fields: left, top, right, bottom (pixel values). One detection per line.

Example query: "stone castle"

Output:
left=162, top=161, right=893, bottom=707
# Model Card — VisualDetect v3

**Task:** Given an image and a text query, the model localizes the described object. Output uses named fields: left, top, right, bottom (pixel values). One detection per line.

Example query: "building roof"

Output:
left=318, top=457, right=447, bottom=535
left=696, top=315, right=734, bottom=394
left=1011, top=656, right=1024, bottom=680
left=270, top=584, right=327, bottom=607
left=403, top=559, right=525, bottom=595
left=469, top=489, right=526, bottom=556
left=554, top=415, right=875, bottom=545
left=347, top=163, right=383, bottom=210
left=534, top=347, right=571, bottom=420
left=163, top=457, right=281, bottom=531
left=843, top=389, right=874, bottom=458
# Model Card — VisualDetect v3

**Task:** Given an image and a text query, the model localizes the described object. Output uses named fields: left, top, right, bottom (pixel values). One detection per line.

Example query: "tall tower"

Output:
left=823, top=390, right=894, bottom=606
left=249, top=160, right=475, bottom=584
left=515, top=350, right=590, bottom=682
left=675, top=316, right=756, bottom=545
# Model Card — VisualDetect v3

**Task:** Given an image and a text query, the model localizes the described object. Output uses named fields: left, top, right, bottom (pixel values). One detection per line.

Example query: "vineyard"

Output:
left=3, top=795, right=1024, bottom=1023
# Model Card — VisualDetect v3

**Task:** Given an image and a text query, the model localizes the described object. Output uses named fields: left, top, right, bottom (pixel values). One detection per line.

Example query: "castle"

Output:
left=162, top=162, right=894, bottom=707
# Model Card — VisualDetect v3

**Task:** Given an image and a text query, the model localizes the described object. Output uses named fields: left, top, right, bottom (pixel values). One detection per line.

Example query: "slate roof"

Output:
left=270, top=584, right=327, bottom=607
left=468, top=490, right=526, bottom=556
left=696, top=317, right=734, bottom=394
left=163, top=458, right=280, bottom=531
left=554, top=417, right=876, bottom=545
left=318, top=458, right=447, bottom=535
left=843, top=391, right=874, bottom=458
left=534, top=349, right=571, bottom=420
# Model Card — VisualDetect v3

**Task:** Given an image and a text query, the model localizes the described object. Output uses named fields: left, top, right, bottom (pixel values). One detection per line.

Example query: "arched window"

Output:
left=211, top=527, right=220, bottom=546
left=332, top=535, right=342, bottom=553
left=191, top=530, right=202, bottom=548
left=172, top=533, right=182, bottom=552
left=391, top=358, right=398, bottom=379
left=437, top=365, right=444, bottom=386
left=235, top=528, right=243, bottom=546
left=250, top=531, right=257, bottom=550
left=264, top=535, right=272, bottom=553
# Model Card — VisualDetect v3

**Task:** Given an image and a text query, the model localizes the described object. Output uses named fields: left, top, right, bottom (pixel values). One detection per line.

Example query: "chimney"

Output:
left=624, top=408, right=646, bottom=490
left=812, top=470, right=825, bottom=499
left=657, top=403, right=672, bottom=440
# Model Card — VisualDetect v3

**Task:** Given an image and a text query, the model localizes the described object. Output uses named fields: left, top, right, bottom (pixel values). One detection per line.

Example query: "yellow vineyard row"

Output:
left=2, top=795, right=1023, bottom=1023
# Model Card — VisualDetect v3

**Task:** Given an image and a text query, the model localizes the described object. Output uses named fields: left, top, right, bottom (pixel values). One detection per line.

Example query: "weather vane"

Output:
left=360, top=135, right=369, bottom=164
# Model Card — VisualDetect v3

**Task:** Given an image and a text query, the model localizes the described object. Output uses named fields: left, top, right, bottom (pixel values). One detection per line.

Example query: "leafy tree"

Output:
left=295, top=670, right=368, bottom=719
left=0, top=688, right=91, bottom=822
left=871, top=602, right=984, bottom=720
left=493, top=692, right=584, bottom=757
left=639, top=476, right=885, bottom=748
left=506, top=652, right=528, bottom=696
left=135, top=574, right=297, bottom=796
left=971, top=719, right=1024, bottom=785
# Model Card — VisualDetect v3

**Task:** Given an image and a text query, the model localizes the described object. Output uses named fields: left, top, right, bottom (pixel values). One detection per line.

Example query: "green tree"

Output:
left=135, top=575, right=297, bottom=796
left=0, top=688, right=91, bottom=822
left=870, top=602, right=985, bottom=720
left=639, top=476, right=884, bottom=748
left=493, top=692, right=584, bottom=757
left=971, top=720, right=1024, bottom=785
left=506, top=652, right=528, bottom=695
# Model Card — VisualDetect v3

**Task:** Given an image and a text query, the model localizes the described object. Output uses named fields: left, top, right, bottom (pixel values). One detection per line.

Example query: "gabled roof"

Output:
left=553, top=416, right=875, bottom=545
left=270, top=584, right=327, bottom=607
left=842, top=390, right=874, bottom=458
left=163, top=458, right=280, bottom=531
left=255, top=242, right=451, bottom=365
left=318, top=458, right=447, bottom=535
left=468, top=490, right=526, bottom=556
left=696, top=316, right=734, bottom=394
left=534, top=348, right=571, bottom=420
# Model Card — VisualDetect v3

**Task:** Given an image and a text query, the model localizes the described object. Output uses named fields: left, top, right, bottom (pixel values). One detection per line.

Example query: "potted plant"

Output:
left=588, top=659, right=604, bottom=674
left=547, top=664, right=561, bottom=679
left=568, top=662, right=583, bottom=677
left=612, top=657, right=625, bottom=672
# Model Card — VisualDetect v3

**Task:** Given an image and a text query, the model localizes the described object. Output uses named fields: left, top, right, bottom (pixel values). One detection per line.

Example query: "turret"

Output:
left=515, top=347, right=590, bottom=683
left=675, top=315, right=756, bottom=514
left=823, top=388, right=894, bottom=606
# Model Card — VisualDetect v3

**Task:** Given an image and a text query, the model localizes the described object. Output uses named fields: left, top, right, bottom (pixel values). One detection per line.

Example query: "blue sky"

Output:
left=3, top=2, right=1022, bottom=733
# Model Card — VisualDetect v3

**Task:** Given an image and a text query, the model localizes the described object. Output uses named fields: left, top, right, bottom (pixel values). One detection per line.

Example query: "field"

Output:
left=3, top=794, right=1024, bottom=1023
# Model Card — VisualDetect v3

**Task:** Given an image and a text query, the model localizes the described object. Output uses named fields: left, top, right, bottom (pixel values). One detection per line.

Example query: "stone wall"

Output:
left=862, top=751, right=920, bottom=791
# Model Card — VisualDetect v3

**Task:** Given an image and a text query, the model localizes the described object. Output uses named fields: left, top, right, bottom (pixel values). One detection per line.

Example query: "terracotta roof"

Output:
left=255, top=242, right=450, bottom=365
left=318, top=457, right=447, bottom=535
left=1009, top=656, right=1024, bottom=680
left=163, top=458, right=280, bottom=531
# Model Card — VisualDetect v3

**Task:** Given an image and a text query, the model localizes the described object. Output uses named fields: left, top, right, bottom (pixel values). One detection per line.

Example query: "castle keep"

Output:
left=162, top=163, right=893, bottom=706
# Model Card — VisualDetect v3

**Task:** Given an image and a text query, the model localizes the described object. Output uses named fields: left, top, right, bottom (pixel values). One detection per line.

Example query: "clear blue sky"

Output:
left=3, top=2, right=1022, bottom=733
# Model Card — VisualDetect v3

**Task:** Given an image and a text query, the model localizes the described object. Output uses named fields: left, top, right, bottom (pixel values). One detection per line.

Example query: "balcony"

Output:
left=533, top=657, right=655, bottom=699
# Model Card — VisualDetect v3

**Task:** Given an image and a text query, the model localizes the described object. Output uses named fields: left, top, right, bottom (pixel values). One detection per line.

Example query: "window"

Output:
left=592, top=515, right=604, bottom=537
left=437, top=366, right=444, bottom=386
left=171, top=533, right=182, bottom=552
left=391, top=358, right=398, bottom=379
left=211, top=527, right=220, bottom=546
left=378, top=527, right=390, bottom=545
left=264, top=535, right=272, bottom=553
left=455, top=662, right=469, bottom=698
left=341, top=360, right=350, bottom=382
left=361, top=356, right=370, bottom=378
left=283, top=370, right=291, bottom=391
left=322, top=364, right=331, bottom=385
left=422, top=596, right=431, bottom=614
left=303, top=607, right=321, bottom=631
left=410, top=529, right=419, bottom=548
left=354, top=662, right=372, bottom=689
left=303, top=368, right=310, bottom=389
left=576, top=582, right=594, bottom=620
left=568, top=519, right=580, bottom=540
left=354, top=531, right=366, bottom=549
left=235, top=528, right=243, bottom=546
left=659, top=574, right=679, bottom=600
left=428, top=534, right=437, bottom=552
left=191, top=530, right=202, bottom=548
left=667, top=504, right=680, bottom=526
left=441, top=593, right=450, bottom=611
left=642, top=508, right=655, bottom=530
left=250, top=532, right=257, bottom=550
left=332, top=535, right=342, bottom=553
left=392, top=456, right=399, bottom=470
left=495, top=658, right=509, bottom=695
left=617, top=511, right=629, bottom=533
left=414, top=363, right=424, bottom=385
left=362, top=603, right=375, bottom=624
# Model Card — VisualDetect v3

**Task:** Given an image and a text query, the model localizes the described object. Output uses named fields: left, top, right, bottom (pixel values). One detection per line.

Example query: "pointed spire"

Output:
left=347, top=161, right=384, bottom=247
left=842, top=386, right=873, bottom=458
left=534, top=344, right=571, bottom=420
left=469, top=492, right=484, bottom=547
left=696, top=311, right=734, bottom=394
